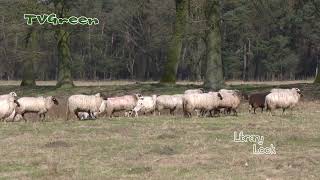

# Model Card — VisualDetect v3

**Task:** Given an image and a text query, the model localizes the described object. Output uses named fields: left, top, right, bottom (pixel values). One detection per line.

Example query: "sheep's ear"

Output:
left=218, top=93, right=223, bottom=100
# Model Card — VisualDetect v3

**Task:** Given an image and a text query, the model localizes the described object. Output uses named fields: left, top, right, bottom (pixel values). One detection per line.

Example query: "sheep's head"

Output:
left=51, top=97, right=59, bottom=105
left=217, top=93, right=223, bottom=100
left=294, top=88, right=303, bottom=97
left=9, top=92, right=17, bottom=98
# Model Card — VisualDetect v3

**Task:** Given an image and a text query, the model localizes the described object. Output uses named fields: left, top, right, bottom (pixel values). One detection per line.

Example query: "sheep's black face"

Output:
left=297, top=91, right=303, bottom=97
left=14, top=100, right=20, bottom=107
left=52, top=97, right=59, bottom=105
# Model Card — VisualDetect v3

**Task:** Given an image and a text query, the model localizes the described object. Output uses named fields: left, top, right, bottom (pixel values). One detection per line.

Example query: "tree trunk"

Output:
left=203, top=0, right=224, bottom=90
left=315, top=55, right=320, bottom=83
left=21, top=29, right=36, bottom=87
left=56, top=29, right=74, bottom=88
left=160, top=0, right=188, bottom=83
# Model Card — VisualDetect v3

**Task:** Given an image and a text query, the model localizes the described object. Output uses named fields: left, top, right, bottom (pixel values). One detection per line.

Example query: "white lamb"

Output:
left=132, top=95, right=157, bottom=117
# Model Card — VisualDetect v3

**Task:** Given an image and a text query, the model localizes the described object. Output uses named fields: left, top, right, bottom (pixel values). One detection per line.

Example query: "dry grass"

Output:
left=0, top=101, right=319, bottom=179
left=0, top=82, right=319, bottom=179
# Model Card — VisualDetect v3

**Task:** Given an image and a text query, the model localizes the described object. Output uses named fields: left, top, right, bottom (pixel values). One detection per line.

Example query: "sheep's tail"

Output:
left=66, top=101, right=70, bottom=121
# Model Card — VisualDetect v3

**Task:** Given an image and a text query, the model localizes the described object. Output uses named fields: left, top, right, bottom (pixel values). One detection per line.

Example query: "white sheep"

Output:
left=0, top=92, right=17, bottom=99
left=0, top=92, right=18, bottom=121
left=104, top=94, right=143, bottom=117
left=77, top=112, right=97, bottom=120
left=15, top=96, right=59, bottom=121
left=183, top=92, right=223, bottom=117
left=184, top=88, right=204, bottom=94
left=265, top=88, right=303, bottom=114
left=0, top=98, right=20, bottom=121
left=155, top=94, right=183, bottom=115
left=66, top=93, right=104, bottom=120
left=132, top=95, right=157, bottom=117
left=217, top=90, right=241, bottom=116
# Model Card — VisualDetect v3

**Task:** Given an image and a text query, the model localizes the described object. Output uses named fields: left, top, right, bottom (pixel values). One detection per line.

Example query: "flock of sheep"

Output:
left=0, top=87, right=303, bottom=122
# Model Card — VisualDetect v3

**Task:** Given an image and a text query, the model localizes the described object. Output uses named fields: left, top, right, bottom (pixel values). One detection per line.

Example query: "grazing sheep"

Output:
left=156, top=94, right=184, bottom=115
left=15, top=96, right=59, bottom=121
left=66, top=93, right=104, bottom=120
left=132, top=95, right=157, bottom=117
left=248, top=92, right=270, bottom=114
left=0, top=98, right=20, bottom=121
left=184, top=88, right=204, bottom=94
left=183, top=92, right=223, bottom=118
left=265, top=88, right=303, bottom=114
left=104, top=94, right=143, bottom=117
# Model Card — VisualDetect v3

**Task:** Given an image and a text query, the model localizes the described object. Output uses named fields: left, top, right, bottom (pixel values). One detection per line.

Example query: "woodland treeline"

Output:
left=0, top=0, right=320, bottom=88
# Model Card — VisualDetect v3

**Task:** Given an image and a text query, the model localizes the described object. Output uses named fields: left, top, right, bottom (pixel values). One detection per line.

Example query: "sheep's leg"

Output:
left=261, top=107, right=264, bottom=113
left=282, top=108, right=286, bottom=115
left=233, top=109, right=238, bottom=116
left=170, top=107, right=176, bottom=116
left=22, top=113, right=27, bottom=122
left=74, top=110, right=81, bottom=120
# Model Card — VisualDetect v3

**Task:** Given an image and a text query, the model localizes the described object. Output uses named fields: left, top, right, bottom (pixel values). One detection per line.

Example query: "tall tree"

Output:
left=54, top=0, right=74, bottom=87
left=160, top=0, right=188, bottom=83
left=203, top=0, right=224, bottom=89
left=21, top=28, right=36, bottom=86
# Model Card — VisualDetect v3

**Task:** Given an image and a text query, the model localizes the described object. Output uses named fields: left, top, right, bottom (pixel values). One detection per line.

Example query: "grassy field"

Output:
left=0, top=81, right=319, bottom=179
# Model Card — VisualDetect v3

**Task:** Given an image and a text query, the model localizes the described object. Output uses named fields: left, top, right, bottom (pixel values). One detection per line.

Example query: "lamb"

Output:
left=66, top=93, right=105, bottom=120
left=155, top=94, right=184, bottom=115
left=0, top=98, right=20, bottom=121
left=183, top=92, right=223, bottom=117
left=216, top=90, right=242, bottom=116
left=265, top=88, right=303, bottom=114
left=104, top=94, right=143, bottom=117
left=132, top=95, right=157, bottom=117
left=15, top=96, right=58, bottom=121
left=77, top=112, right=97, bottom=120
left=184, top=88, right=204, bottom=94
left=248, top=92, right=270, bottom=114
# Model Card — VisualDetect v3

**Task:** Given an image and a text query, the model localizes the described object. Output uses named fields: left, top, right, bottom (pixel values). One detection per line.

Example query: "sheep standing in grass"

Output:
left=15, top=96, right=58, bottom=121
left=248, top=92, right=270, bottom=114
left=0, top=98, right=20, bottom=121
left=217, top=90, right=241, bottom=116
left=132, top=95, right=157, bottom=117
left=265, top=88, right=303, bottom=114
left=0, top=92, right=18, bottom=121
left=156, top=94, right=183, bottom=115
left=66, top=93, right=104, bottom=120
left=184, top=88, right=204, bottom=94
left=183, top=92, right=223, bottom=118
left=104, top=94, right=143, bottom=117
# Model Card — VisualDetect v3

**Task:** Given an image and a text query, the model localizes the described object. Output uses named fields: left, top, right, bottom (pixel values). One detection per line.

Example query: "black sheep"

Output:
left=248, top=92, right=270, bottom=114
